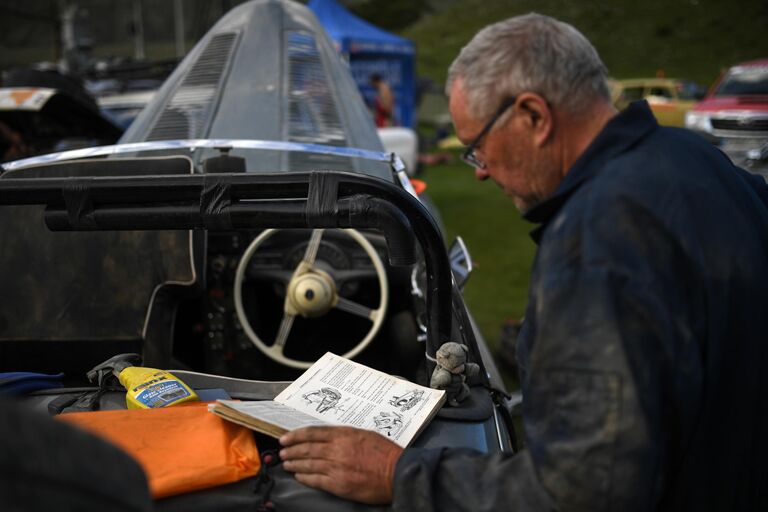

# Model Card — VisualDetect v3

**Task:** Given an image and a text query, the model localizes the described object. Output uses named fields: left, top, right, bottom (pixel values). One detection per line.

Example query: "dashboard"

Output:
left=173, top=228, right=425, bottom=382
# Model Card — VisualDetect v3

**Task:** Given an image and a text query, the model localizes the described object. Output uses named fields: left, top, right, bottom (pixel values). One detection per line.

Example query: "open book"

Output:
left=209, top=352, right=445, bottom=448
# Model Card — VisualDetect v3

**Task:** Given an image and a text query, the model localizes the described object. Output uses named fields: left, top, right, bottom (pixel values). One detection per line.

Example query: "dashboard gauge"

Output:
left=285, top=240, right=351, bottom=270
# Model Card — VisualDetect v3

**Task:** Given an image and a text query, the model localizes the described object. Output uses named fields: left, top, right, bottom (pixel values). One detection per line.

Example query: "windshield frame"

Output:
left=2, top=138, right=406, bottom=173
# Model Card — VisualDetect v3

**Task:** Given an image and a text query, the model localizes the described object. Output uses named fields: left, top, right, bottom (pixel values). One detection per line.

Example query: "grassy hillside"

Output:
left=404, top=0, right=768, bottom=87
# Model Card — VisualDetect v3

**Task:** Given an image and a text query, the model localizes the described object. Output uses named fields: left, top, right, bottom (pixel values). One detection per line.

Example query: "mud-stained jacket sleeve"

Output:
left=392, top=446, right=555, bottom=511
left=391, top=194, right=703, bottom=512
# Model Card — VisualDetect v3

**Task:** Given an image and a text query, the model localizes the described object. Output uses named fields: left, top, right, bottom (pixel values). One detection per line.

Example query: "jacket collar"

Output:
left=523, top=101, right=658, bottom=240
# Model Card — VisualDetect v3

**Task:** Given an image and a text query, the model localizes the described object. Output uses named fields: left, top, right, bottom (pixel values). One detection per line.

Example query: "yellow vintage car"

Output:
left=610, top=78, right=706, bottom=127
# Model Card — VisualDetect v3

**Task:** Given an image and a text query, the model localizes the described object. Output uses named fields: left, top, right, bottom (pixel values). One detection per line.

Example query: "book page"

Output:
left=274, top=352, right=445, bottom=447
left=219, top=400, right=327, bottom=431
left=212, top=400, right=328, bottom=433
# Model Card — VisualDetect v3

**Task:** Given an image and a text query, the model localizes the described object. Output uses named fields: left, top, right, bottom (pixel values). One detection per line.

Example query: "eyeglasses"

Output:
left=461, top=96, right=517, bottom=169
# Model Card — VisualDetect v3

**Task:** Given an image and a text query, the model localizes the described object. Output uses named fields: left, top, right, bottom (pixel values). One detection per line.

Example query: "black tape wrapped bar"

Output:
left=0, top=171, right=451, bottom=364
left=43, top=195, right=416, bottom=266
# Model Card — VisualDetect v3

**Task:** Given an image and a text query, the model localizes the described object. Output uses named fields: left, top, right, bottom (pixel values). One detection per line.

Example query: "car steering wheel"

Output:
left=233, top=228, right=389, bottom=369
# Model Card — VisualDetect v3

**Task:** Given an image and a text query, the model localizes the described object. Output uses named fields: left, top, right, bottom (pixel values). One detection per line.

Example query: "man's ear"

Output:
left=517, top=93, right=553, bottom=147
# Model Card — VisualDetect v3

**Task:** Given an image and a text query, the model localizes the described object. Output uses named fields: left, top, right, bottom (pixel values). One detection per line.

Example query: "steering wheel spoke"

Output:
left=302, top=229, right=324, bottom=265
left=264, top=343, right=286, bottom=359
left=274, top=313, right=295, bottom=348
left=335, top=296, right=379, bottom=322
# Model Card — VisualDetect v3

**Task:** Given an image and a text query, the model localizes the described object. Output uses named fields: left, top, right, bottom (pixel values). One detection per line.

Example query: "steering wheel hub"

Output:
left=287, top=270, right=336, bottom=317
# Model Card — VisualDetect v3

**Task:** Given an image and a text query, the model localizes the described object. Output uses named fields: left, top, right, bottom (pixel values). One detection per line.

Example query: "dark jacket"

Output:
left=393, top=101, right=768, bottom=511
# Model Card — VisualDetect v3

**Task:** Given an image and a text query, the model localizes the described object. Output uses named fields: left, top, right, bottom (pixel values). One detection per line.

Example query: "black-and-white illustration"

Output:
left=302, top=387, right=342, bottom=413
left=389, top=389, right=424, bottom=412
left=373, top=411, right=403, bottom=438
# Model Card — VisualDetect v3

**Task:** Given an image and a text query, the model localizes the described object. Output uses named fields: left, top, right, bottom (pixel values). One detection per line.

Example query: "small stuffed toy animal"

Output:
left=430, top=342, right=480, bottom=406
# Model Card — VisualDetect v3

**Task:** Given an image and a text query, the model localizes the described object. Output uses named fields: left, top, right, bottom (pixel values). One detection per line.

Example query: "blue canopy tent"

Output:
left=308, top=0, right=416, bottom=128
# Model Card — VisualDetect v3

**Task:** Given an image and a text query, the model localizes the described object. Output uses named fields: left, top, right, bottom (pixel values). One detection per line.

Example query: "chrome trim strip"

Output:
left=708, top=111, right=768, bottom=120
left=711, top=130, right=768, bottom=138
left=492, top=405, right=511, bottom=453
left=2, top=139, right=402, bottom=171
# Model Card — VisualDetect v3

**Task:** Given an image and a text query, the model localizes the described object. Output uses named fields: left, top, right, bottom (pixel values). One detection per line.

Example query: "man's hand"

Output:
left=279, top=426, right=403, bottom=504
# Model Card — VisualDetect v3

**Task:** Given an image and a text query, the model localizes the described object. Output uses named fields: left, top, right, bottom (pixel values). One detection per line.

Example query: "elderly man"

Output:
left=280, top=13, right=768, bottom=510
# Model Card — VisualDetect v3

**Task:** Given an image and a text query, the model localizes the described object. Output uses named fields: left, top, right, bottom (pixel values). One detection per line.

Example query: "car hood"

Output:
left=692, top=95, right=768, bottom=113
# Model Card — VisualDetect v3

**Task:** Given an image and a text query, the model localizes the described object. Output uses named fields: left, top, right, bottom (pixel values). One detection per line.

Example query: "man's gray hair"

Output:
left=446, top=13, right=610, bottom=120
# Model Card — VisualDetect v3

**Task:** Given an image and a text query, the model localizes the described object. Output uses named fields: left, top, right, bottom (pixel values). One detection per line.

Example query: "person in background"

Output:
left=369, top=73, right=394, bottom=127
left=280, top=13, right=768, bottom=510
left=0, top=121, right=28, bottom=162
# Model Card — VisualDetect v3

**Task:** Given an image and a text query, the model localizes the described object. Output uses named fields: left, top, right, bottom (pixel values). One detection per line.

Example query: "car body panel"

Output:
left=0, top=87, right=58, bottom=111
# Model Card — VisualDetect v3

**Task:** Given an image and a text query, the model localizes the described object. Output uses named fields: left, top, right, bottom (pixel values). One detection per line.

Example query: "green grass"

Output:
left=405, top=0, right=768, bottom=87
left=420, top=152, right=537, bottom=385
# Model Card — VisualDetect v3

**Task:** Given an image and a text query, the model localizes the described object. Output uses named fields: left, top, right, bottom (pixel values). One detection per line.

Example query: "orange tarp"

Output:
left=59, top=403, right=260, bottom=498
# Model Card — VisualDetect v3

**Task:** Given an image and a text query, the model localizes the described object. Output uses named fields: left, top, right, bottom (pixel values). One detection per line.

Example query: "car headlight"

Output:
left=685, top=111, right=712, bottom=133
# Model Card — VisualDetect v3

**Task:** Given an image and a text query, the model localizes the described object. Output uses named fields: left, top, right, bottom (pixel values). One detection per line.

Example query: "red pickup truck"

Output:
left=685, top=59, right=768, bottom=168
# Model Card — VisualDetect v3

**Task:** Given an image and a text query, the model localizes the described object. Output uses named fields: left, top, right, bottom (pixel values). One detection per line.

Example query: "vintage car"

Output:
left=685, top=59, right=768, bottom=171
left=610, top=77, right=705, bottom=127
left=0, top=1, right=514, bottom=509
left=0, top=85, right=123, bottom=162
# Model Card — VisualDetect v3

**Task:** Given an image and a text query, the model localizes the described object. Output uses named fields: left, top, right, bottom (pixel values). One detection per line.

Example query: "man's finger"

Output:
left=280, top=441, right=320, bottom=461
left=279, top=426, right=337, bottom=446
